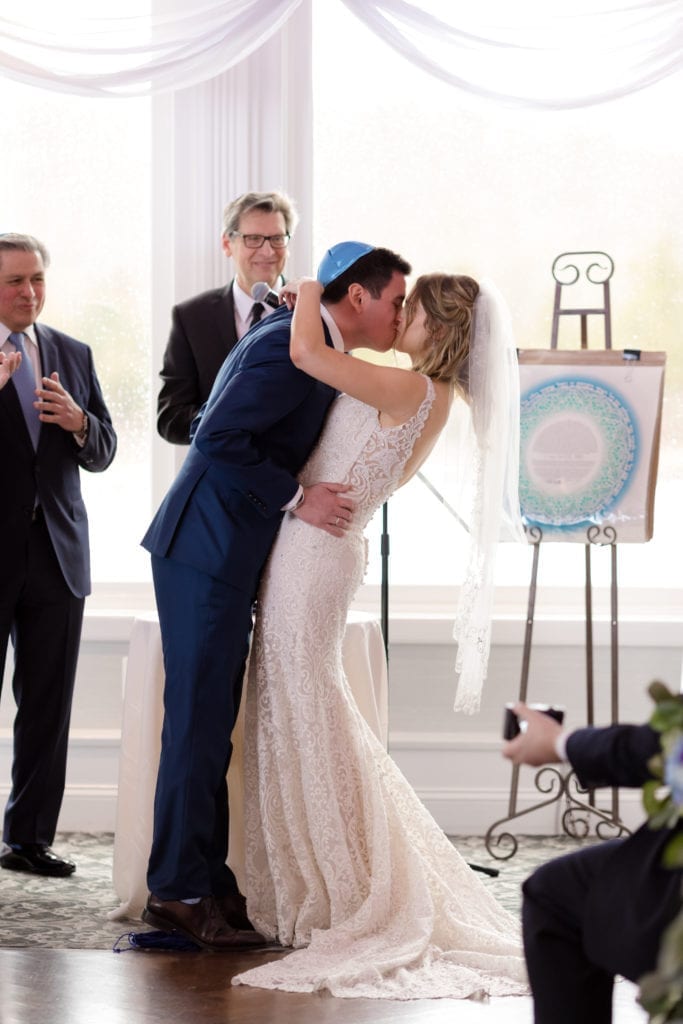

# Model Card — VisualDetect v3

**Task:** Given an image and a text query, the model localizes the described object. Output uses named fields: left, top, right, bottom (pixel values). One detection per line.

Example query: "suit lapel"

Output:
left=35, top=324, right=60, bottom=376
left=209, top=284, right=238, bottom=350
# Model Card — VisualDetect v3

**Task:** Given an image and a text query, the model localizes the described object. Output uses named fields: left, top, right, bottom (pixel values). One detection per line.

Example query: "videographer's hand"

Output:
left=503, top=702, right=564, bottom=767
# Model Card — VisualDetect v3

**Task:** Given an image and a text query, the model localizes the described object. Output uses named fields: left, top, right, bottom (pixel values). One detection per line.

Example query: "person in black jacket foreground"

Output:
left=504, top=695, right=683, bottom=1024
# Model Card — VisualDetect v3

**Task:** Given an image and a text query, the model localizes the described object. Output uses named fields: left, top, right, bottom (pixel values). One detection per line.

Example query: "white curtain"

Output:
left=0, top=0, right=681, bottom=106
left=341, top=0, right=683, bottom=109
left=0, top=0, right=304, bottom=97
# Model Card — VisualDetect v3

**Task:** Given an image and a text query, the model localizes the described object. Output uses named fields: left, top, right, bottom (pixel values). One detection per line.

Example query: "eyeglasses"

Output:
left=230, top=232, right=290, bottom=250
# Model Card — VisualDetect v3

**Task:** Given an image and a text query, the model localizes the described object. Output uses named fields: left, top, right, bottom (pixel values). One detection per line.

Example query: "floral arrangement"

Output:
left=638, top=681, right=683, bottom=1022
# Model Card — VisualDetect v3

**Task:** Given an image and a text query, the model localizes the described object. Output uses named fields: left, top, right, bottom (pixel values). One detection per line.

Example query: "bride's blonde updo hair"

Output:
left=405, top=273, right=479, bottom=396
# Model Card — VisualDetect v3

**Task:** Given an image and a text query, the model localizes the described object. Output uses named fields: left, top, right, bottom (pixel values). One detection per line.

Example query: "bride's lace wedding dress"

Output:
left=233, top=378, right=527, bottom=1000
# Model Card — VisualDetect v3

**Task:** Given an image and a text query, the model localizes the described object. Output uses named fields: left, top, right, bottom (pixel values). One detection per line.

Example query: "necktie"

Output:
left=249, top=302, right=265, bottom=327
left=8, top=332, right=40, bottom=448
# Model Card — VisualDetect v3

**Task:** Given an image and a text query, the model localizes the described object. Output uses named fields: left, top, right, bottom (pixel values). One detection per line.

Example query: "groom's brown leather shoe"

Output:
left=142, top=894, right=268, bottom=951
left=216, top=892, right=254, bottom=931
left=0, top=842, right=76, bottom=877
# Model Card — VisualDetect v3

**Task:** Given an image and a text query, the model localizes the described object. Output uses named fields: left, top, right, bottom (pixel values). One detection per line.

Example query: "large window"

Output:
left=2, top=80, right=153, bottom=583
left=4, top=2, right=681, bottom=605
left=312, top=2, right=682, bottom=596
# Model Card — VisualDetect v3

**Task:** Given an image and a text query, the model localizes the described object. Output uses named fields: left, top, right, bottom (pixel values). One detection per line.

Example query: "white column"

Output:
left=150, top=0, right=313, bottom=495
left=158, top=0, right=312, bottom=301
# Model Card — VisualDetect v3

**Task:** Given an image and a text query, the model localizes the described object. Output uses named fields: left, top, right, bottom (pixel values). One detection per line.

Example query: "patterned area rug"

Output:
left=0, top=833, right=595, bottom=950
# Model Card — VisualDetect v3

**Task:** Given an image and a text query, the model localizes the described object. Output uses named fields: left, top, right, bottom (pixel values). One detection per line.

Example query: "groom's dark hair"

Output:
left=322, top=247, right=411, bottom=303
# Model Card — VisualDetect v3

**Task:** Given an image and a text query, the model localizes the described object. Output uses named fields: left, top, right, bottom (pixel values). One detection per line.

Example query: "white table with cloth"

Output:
left=109, top=610, right=388, bottom=920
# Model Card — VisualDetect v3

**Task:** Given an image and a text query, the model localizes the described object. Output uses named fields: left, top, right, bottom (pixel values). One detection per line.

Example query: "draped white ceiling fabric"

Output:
left=0, top=0, right=305, bottom=97
left=0, top=0, right=681, bottom=105
left=342, top=0, right=683, bottom=109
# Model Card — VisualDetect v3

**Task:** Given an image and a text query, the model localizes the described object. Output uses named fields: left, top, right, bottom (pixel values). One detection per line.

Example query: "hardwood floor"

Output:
left=0, top=949, right=647, bottom=1024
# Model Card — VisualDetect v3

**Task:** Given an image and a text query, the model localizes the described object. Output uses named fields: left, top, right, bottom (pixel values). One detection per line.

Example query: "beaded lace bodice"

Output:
left=233, top=378, right=527, bottom=1000
left=299, top=377, right=435, bottom=532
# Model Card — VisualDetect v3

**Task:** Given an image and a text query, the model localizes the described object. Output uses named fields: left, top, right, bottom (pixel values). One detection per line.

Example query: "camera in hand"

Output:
left=503, top=703, right=565, bottom=740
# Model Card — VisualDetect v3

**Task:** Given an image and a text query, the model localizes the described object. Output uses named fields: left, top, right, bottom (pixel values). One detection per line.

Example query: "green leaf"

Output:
left=663, top=835, right=683, bottom=870
left=651, top=705, right=683, bottom=734
left=649, top=754, right=665, bottom=781
left=649, top=808, right=680, bottom=831
left=649, top=680, right=677, bottom=705
left=644, top=780, right=673, bottom=818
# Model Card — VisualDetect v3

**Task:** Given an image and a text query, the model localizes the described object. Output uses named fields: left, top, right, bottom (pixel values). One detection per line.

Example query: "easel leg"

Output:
left=610, top=540, right=620, bottom=823
left=508, top=529, right=541, bottom=819
left=485, top=528, right=630, bottom=859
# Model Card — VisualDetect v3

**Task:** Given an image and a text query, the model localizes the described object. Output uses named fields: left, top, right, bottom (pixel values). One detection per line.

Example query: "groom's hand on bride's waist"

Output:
left=291, top=483, right=354, bottom=538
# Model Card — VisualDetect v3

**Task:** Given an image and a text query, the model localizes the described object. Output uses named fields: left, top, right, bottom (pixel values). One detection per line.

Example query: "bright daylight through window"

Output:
left=1, top=1, right=681, bottom=605
left=312, top=2, right=682, bottom=599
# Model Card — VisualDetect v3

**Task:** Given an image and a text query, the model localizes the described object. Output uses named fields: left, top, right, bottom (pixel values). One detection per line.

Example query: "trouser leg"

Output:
left=147, top=556, right=253, bottom=900
left=522, top=842, right=623, bottom=1024
left=3, top=513, right=84, bottom=844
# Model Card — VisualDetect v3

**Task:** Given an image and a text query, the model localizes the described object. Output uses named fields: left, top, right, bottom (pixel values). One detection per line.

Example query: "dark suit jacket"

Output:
left=0, top=323, right=117, bottom=597
left=157, top=284, right=238, bottom=445
left=143, top=304, right=336, bottom=598
left=567, top=723, right=682, bottom=979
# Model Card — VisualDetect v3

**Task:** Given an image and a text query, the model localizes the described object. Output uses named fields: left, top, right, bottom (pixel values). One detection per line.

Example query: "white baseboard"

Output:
left=53, top=786, right=119, bottom=832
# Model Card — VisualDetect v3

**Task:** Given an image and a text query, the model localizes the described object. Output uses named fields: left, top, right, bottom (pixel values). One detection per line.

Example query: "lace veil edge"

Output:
left=453, top=278, right=526, bottom=714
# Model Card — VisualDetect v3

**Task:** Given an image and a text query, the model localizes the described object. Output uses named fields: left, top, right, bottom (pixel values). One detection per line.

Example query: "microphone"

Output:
left=250, top=282, right=280, bottom=309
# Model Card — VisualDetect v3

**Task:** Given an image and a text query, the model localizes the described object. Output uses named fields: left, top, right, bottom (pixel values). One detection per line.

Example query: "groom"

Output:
left=141, top=241, right=411, bottom=950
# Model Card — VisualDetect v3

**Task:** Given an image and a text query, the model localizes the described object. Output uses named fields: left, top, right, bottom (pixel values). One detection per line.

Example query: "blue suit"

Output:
left=142, top=305, right=337, bottom=899
left=0, top=323, right=116, bottom=843
left=522, top=723, right=682, bottom=1023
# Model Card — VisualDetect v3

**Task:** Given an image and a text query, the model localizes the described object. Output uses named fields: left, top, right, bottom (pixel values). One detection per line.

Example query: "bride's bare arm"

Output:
left=287, top=278, right=426, bottom=423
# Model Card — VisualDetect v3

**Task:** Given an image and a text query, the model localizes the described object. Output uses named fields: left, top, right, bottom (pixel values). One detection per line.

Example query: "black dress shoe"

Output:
left=216, top=891, right=257, bottom=931
left=142, top=894, right=270, bottom=951
left=0, top=842, right=76, bottom=877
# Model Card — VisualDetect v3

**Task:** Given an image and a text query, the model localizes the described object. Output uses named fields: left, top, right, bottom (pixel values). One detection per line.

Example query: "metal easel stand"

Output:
left=485, top=250, right=631, bottom=860
left=484, top=524, right=631, bottom=859
left=380, top=502, right=390, bottom=662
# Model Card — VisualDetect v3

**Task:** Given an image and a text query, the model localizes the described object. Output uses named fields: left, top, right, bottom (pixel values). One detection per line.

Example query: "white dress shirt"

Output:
left=232, top=281, right=278, bottom=341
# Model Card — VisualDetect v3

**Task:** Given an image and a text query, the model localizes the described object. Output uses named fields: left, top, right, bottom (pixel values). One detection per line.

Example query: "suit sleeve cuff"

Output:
left=555, top=730, right=570, bottom=762
left=281, top=485, right=304, bottom=512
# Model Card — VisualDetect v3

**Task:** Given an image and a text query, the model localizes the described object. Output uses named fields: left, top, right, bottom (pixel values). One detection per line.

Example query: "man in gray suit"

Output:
left=156, top=190, right=297, bottom=444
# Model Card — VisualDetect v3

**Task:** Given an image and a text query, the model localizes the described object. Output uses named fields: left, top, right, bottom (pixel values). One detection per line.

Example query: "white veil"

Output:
left=452, top=278, right=526, bottom=714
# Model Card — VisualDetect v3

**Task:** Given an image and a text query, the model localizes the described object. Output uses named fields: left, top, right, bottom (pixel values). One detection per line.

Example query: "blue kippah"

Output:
left=317, top=241, right=376, bottom=287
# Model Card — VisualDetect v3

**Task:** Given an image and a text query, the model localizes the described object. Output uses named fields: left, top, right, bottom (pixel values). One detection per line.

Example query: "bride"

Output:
left=232, top=265, right=528, bottom=1000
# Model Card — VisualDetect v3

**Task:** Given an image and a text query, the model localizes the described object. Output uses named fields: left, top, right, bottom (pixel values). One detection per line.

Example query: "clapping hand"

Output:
left=36, top=371, right=85, bottom=433
left=0, top=350, right=23, bottom=390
